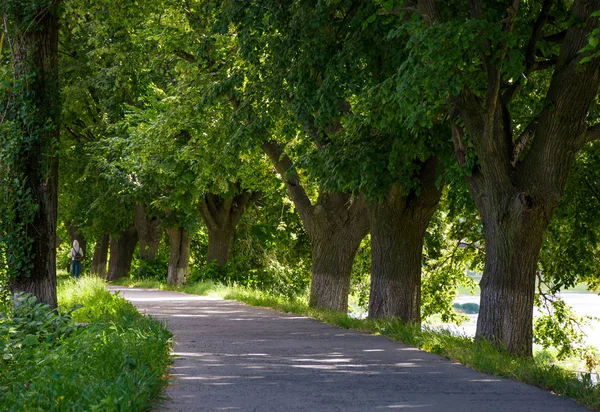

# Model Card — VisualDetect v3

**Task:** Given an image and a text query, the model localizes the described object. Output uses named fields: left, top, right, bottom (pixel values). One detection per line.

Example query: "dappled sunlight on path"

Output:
left=110, top=286, right=588, bottom=412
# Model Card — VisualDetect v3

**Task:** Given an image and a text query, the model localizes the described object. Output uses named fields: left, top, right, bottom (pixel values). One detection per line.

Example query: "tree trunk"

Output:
left=444, top=1, right=600, bottom=356
left=106, top=224, right=138, bottom=281
left=134, top=204, right=162, bottom=261
left=368, top=159, right=442, bottom=323
left=308, top=220, right=366, bottom=312
left=7, top=2, right=61, bottom=308
left=206, top=226, right=236, bottom=267
left=198, top=189, right=261, bottom=267
left=66, top=222, right=87, bottom=259
left=91, top=233, right=109, bottom=278
left=475, top=196, right=548, bottom=356
left=307, top=193, right=369, bottom=311
left=166, top=227, right=191, bottom=285
left=262, top=141, right=369, bottom=312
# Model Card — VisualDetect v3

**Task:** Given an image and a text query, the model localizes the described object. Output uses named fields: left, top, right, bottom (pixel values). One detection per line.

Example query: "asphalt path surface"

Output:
left=110, top=286, right=591, bottom=412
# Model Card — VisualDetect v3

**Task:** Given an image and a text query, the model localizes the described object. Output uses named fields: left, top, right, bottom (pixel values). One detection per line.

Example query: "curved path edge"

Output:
left=109, top=286, right=590, bottom=412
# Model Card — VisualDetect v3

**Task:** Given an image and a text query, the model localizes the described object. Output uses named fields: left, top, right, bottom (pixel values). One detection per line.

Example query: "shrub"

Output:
left=0, top=276, right=172, bottom=411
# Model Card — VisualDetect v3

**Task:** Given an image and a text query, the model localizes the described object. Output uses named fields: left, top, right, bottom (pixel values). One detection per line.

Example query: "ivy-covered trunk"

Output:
left=198, top=190, right=260, bottom=267
left=106, top=224, right=138, bottom=281
left=368, top=160, right=441, bottom=323
left=134, top=204, right=162, bottom=261
left=166, top=227, right=191, bottom=285
left=91, top=233, right=109, bottom=278
left=5, top=2, right=62, bottom=307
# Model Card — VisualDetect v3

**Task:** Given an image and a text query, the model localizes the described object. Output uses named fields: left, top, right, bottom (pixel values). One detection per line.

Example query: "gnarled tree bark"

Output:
left=166, top=227, right=191, bottom=285
left=262, top=141, right=369, bottom=312
left=368, top=158, right=442, bottom=323
left=106, top=224, right=138, bottom=281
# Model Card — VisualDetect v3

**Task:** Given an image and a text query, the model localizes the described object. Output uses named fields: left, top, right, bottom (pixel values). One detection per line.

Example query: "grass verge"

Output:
left=222, top=288, right=600, bottom=411
left=0, top=276, right=172, bottom=411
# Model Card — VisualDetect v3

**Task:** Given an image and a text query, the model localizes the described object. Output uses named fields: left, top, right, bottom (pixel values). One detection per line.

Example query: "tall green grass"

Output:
left=0, top=276, right=172, bottom=411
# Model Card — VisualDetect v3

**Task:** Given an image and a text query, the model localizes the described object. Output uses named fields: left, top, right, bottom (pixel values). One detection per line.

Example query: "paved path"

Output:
left=110, top=286, right=590, bottom=412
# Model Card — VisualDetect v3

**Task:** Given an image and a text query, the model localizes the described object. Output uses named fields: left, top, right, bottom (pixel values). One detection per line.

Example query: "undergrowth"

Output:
left=0, top=276, right=172, bottom=411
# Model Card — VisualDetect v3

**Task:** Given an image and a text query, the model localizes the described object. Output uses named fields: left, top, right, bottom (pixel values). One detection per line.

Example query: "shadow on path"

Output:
left=110, top=286, right=587, bottom=412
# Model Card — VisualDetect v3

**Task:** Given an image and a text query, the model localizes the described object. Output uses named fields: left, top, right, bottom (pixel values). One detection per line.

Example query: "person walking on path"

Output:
left=70, top=240, right=84, bottom=279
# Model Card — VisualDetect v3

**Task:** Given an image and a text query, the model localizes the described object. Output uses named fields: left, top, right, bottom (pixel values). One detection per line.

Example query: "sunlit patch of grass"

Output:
left=0, top=276, right=172, bottom=411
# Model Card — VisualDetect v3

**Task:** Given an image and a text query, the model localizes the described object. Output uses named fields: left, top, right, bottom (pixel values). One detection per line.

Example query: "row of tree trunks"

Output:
left=368, top=158, right=442, bottom=323
left=106, top=224, right=138, bottom=281
left=7, top=2, right=62, bottom=308
left=166, top=227, right=191, bottom=285
left=198, top=189, right=261, bottom=267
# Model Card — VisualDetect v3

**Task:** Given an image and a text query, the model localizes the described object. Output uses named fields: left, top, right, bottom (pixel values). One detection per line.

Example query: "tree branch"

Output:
left=197, top=195, right=219, bottom=229
left=503, top=0, right=552, bottom=103
left=586, top=124, right=600, bottom=143
left=261, top=141, right=314, bottom=222
left=511, top=120, right=537, bottom=167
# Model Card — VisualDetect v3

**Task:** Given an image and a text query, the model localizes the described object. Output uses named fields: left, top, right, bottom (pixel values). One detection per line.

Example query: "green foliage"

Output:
left=0, top=277, right=172, bottom=411
left=0, top=293, right=80, bottom=362
left=540, top=143, right=600, bottom=291
left=533, top=294, right=598, bottom=363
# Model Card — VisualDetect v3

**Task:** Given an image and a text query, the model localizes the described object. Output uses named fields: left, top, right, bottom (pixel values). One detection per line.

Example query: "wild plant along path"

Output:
left=110, top=286, right=587, bottom=412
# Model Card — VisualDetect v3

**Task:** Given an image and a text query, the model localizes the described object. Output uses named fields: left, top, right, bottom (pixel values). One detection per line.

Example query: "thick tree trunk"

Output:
left=368, top=160, right=442, bottom=322
left=445, top=1, right=600, bottom=356
left=308, top=222, right=365, bottom=311
left=166, top=227, right=191, bottom=285
left=106, top=224, right=138, bottom=281
left=8, top=3, right=61, bottom=308
left=198, top=189, right=261, bottom=267
left=262, top=141, right=369, bottom=312
left=91, top=233, right=109, bottom=278
left=206, top=227, right=236, bottom=267
left=307, top=193, right=369, bottom=311
left=473, top=190, right=549, bottom=356
left=134, top=204, right=162, bottom=261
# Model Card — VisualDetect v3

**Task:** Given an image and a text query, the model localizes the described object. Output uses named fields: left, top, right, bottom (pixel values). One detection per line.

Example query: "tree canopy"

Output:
left=1, top=0, right=599, bottom=358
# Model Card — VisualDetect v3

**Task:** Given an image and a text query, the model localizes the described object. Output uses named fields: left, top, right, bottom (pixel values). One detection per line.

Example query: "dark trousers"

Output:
left=71, top=260, right=81, bottom=278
